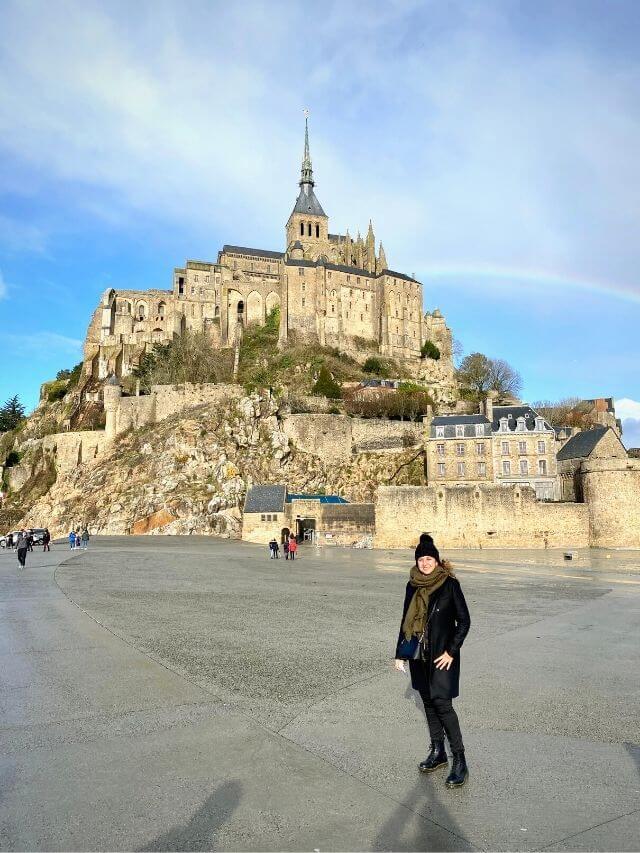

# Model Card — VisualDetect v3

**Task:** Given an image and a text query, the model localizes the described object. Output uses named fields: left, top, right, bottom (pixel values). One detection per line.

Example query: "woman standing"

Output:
left=394, top=535, right=471, bottom=788
left=16, top=529, right=28, bottom=570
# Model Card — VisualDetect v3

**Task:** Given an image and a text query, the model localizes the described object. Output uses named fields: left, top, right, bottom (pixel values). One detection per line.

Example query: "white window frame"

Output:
left=501, top=441, right=510, bottom=455
left=457, top=461, right=465, bottom=477
left=455, top=424, right=465, bottom=437
left=456, top=443, right=465, bottom=456
left=518, top=440, right=527, bottom=454
left=478, top=462, right=487, bottom=477
left=538, top=459, right=547, bottom=475
left=436, top=443, right=445, bottom=457
left=435, top=426, right=445, bottom=438
left=503, top=460, right=511, bottom=476
left=437, top=462, right=446, bottom=477
left=475, top=424, right=484, bottom=437
left=520, top=459, right=529, bottom=475
left=476, top=442, right=486, bottom=455
left=537, top=440, right=546, bottom=454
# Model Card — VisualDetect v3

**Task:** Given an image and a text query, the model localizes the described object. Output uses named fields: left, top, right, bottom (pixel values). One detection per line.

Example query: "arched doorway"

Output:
left=280, top=526, right=290, bottom=543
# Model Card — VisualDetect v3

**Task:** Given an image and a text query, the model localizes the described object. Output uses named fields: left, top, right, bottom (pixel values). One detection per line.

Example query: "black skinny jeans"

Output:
left=419, top=691, right=464, bottom=753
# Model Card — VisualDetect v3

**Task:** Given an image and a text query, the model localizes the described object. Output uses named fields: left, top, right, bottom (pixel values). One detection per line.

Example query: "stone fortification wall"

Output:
left=581, top=458, right=640, bottom=548
left=43, top=431, right=107, bottom=475
left=374, top=485, right=589, bottom=549
left=283, top=414, right=423, bottom=462
left=312, top=502, right=375, bottom=546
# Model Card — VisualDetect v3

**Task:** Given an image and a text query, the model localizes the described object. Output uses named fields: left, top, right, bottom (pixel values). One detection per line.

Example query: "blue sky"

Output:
left=0, top=0, right=638, bottom=444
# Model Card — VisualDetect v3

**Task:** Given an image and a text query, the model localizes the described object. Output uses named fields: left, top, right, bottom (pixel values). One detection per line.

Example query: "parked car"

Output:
left=1, top=528, right=47, bottom=547
left=0, top=530, right=21, bottom=548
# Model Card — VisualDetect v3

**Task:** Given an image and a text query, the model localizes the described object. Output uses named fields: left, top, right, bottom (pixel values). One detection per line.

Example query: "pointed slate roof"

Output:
left=556, top=426, right=610, bottom=461
left=292, top=184, right=326, bottom=216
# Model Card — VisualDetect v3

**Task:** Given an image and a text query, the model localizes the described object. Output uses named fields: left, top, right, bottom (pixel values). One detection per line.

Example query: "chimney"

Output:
left=483, top=391, right=497, bottom=423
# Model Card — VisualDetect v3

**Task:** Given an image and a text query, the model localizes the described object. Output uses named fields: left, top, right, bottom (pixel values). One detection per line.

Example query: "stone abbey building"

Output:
left=83, top=121, right=454, bottom=393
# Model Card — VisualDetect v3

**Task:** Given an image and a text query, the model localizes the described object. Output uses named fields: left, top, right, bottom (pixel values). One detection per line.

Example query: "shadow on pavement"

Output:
left=137, top=780, right=242, bottom=852
left=368, top=683, right=474, bottom=851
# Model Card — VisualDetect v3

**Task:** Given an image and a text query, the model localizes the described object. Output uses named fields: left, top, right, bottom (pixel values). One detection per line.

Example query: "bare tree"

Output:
left=457, top=352, right=522, bottom=401
left=532, top=397, right=591, bottom=428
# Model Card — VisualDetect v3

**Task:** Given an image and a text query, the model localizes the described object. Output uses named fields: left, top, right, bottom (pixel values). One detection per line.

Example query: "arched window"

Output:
left=315, top=223, right=320, bottom=238
left=300, top=222, right=304, bottom=236
left=158, top=301, right=166, bottom=319
left=214, top=305, right=220, bottom=317
left=307, top=223, right=312, bottom=236
left=137, top=303, right=146, bottom=321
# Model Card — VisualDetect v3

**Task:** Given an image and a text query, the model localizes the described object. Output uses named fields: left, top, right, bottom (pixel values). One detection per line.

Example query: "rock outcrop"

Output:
left=18, top=392, right=425, bottom=538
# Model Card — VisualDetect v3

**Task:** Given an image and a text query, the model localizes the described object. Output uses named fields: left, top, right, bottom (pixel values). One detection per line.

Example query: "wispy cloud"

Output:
left=0, top=0, right=639, bottom=296
left=0, top=331, right=82, bottom=357
left=0, top=269, right=7, bottom=300
left=616, top=399, right=640, bottom=450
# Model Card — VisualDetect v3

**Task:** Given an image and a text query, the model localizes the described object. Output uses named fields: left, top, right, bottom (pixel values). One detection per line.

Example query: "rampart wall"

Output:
left=374, top=484, right=589, bottom=549
left=581, top=458, right=640, bottom=548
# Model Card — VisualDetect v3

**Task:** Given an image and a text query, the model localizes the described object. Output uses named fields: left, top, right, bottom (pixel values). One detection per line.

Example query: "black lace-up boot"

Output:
left=418, top=741, right=448, bottom=773
left=445, top=750, right=468, bottom=787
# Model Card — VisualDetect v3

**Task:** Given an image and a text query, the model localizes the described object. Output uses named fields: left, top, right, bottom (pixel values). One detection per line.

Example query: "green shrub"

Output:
left=312, top=366, right=342, bottom=399
left=46, top=380, right=68, bottom=403
left=362, top=356, right=390, bottom=377
left=421, top=341, right=441, bottom=360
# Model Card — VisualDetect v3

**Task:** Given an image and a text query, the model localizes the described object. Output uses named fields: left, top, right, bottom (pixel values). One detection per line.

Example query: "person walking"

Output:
left=26, top=530, right=34, bottom=552
left=42, top=528, right=51, bottom=552
left=16, top=529, right=28, bottom=570
left=269, top=538, right=279, bottom=559
left=81, top=528, right=90, bottom=550
left=288, top=535, right=298, bottom=561
left=283, top=537, right=290, bottom=560
left=68, top=530, right=76, bottom=550
left=394, top=534, right=471, bottom=788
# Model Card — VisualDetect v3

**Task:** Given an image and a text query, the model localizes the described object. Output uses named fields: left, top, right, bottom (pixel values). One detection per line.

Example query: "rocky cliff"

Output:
left=18, top=392, right=425, bottom=538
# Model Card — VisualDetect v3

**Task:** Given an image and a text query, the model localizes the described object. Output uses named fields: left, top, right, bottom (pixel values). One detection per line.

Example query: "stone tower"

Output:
left=285, top=118, right=329, bottom=256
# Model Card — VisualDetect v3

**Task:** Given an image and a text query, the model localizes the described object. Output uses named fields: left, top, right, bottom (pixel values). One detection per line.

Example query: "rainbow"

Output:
left=418, top=264, right=640, bottom=305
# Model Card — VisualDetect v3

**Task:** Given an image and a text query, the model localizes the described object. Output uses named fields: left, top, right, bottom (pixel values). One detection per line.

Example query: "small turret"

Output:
left=377, top=242, right=387, bottom=272
left=365, top=220, right=376, bottom=272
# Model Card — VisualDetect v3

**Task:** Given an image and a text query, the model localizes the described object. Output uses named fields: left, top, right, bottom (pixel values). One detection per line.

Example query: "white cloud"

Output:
left=0, top=332, right=82, bottom=357
left=0, top=0, right=639, bottom=299
left=616, top=398, right=640, bottom=421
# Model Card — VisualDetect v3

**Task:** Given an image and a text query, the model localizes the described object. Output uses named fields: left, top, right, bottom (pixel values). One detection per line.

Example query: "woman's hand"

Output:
left=434, top=651, right=454, bottom=670
left=394, top=658, right=407, bottom=673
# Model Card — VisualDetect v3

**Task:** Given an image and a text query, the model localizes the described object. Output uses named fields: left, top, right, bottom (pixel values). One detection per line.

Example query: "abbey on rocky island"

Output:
left=83, top=120, right=454, bottom=394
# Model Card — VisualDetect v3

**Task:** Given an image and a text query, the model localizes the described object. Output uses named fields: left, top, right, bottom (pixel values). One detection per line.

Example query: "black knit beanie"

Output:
left=414, top=533, right=441, bottom=564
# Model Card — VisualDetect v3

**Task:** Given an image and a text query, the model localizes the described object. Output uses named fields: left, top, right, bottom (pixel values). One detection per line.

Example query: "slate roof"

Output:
left=557, top=427, right=609, bottom=461
left=222, top=245, right=284, bottom=260
left=286, top=493, right=349, bottom=504
left=380, top=269, right=419, bottom=283
left=492, top=405, right=549, bottom=432
left=243, top=485, right=286, bottom=514
left=432, top=415, right=490, bottom=426
left=292, top=185, right=326, bottom=216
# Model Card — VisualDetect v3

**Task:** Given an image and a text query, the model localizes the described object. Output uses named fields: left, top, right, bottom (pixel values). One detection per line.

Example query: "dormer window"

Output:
left=500, top=418, right=509, bottom=432
left=516, top=418, right=526, bottom=432
left=475, top=424, right=484, bottom=437
left=455, top=425, right=464, bottom=437
left=535, top=417, right=545, bottom=431
left=435, top=426, right=445, bottom=438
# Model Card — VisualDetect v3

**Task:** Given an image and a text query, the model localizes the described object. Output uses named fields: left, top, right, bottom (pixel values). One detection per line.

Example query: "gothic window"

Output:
left=178, top=277, right=184, bottom=295
left=158, top=301, right=166, bottom=319
left=307, top=223, right=312, bottom=236
left=300, top=222, right=304, bottom=236
left=315, top=224, right=319, bottom=238
left=137, top=303, right=146, bottom=320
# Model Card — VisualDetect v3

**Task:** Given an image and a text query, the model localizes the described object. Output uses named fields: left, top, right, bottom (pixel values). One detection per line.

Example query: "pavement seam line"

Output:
left=53, top=558, right=478, bottom=851
left=534, top=805, right=640, bottom=851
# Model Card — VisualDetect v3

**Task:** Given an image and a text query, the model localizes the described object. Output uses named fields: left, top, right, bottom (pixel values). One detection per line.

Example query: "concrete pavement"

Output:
left=0, top=538, right=638, bottom=851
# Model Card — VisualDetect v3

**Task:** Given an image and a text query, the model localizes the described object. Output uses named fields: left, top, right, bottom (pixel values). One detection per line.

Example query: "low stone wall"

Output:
left=581, top=458, right=640, bottom=548
left=350, top=419, right=423, bottom=452
left=282, top=413, right=424, bottom=461
left=374, top=484, right=589, bottom=549
left=312, top=502, right=375, bottom=546
left=43, top=431, right=107, bottom=476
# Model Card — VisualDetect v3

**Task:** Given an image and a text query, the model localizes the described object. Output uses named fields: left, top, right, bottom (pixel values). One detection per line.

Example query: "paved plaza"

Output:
left=0, top=537, right=639, bottom=851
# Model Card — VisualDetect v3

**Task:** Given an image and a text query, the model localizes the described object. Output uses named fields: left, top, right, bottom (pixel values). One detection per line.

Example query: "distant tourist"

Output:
left=287, top=535, right=298, bottom=561
left=26, top=530, right=33, bottom=551
left=75, top=530, right=82, bottom=550
left=269, top=538, right=279, bottom=559
left=68, top=530, right=76, bottom=550
left=81, top=528, right=90, bottom=550
left=394, top=534, right=471, bottom=789
left=42, top=528, right=51, bottom=552
left=16, top=529, right=28, bottom=570
left=283, top=537, right=290, bottom=560
left=6, top=532, right=13, bottom=550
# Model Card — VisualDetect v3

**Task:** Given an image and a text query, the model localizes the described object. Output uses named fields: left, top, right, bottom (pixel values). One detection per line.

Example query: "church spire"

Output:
left=300, top=116, right=314, bottom=187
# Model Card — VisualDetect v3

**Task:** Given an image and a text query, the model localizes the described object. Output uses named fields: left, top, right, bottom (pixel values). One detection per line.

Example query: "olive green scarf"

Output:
left=402, top=564, right=449, bottom=641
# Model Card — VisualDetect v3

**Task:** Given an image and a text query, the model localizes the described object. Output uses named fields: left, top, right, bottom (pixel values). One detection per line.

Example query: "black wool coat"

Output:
left=395, top=575, right=471, bottom=700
